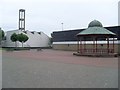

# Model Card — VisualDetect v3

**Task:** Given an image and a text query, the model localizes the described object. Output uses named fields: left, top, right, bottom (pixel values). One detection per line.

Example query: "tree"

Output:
left=10, top=33, right=18, bottom=47
left=17, top=33, right=29, bottom=47
left=48, top=37, right=52, bottom=47
left=0, top=28, right=4, bottom=41
left=0, top=28, right=5, bottom=45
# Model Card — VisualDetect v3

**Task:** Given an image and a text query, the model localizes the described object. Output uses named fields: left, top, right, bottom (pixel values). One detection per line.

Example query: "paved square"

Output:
left=2, top=49, right=118, bottom=88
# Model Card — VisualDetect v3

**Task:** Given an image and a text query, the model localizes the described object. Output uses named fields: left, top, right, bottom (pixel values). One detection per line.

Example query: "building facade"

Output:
left=51, top=25, right=120, bottom=54
left=4, top=30, right=51, bottom=48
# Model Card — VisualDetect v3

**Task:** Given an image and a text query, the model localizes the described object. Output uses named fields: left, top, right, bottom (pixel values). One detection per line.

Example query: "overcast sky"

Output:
left=0, top=0, right=119, bottom=36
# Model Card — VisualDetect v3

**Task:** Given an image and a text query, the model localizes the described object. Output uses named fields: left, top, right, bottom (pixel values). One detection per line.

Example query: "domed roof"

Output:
left=77, top=20, right=116, bottom=36
left=88, top=20, right=103, bottom=27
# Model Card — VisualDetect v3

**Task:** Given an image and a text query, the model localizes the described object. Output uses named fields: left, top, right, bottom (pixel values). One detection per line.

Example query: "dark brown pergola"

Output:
left=76, top=20, right=116, bottom=56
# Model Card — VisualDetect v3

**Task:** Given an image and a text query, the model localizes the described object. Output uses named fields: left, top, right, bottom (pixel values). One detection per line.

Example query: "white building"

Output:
left=4, top=30, right=51, bottom=47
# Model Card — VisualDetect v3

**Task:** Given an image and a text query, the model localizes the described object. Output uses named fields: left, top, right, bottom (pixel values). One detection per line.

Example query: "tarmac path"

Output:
left=2, top=49, right=118, bottom=88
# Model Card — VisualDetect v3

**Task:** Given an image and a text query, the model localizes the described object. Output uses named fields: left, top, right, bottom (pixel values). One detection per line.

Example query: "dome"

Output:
left=88, top=20, right=103, bottom=27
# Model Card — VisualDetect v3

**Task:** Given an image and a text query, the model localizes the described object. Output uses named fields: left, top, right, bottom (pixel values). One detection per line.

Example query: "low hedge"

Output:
left=4, top=47, right=30, bottom=51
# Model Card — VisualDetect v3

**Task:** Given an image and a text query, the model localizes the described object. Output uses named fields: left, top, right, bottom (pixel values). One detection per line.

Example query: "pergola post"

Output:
left=84, top=37, right=86, bottom=53
left=93, top=37, right=95, bottom=54
left=95, top=37, right=97, bottom=53
left=77, top=37, right=79, bottom=53
left=113, top=37, right=114, bottom=53
left=80, top=38, right=82, bottom=54
left=107, top=37, right=109, bottom=54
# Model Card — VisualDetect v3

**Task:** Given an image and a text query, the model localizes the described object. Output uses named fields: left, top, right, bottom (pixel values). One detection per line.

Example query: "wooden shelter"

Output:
left=76, top=20, right=116, bottom=56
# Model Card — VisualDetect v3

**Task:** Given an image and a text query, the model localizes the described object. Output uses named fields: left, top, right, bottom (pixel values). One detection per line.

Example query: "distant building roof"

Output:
left=51, top=26, right=120, bottom=42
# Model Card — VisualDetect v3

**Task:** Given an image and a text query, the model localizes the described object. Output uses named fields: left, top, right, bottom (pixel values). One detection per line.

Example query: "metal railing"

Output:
left=79, top=49, right=114, bottom=54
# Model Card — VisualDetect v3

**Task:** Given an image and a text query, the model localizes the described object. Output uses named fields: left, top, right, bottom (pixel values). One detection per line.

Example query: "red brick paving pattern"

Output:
left=3, top=49, right=118, bottom=68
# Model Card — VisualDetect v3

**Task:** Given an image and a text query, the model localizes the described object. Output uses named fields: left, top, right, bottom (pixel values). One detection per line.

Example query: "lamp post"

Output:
left=61, top=23, right=63, bottom=31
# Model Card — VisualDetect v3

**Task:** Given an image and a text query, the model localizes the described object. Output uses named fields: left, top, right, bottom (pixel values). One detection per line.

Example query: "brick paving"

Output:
left=3, top=49, right=118, bottom=68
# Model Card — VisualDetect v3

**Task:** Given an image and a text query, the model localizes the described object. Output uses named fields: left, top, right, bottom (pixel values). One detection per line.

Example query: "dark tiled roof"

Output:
left=51, top=26, right=120, bottom=42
